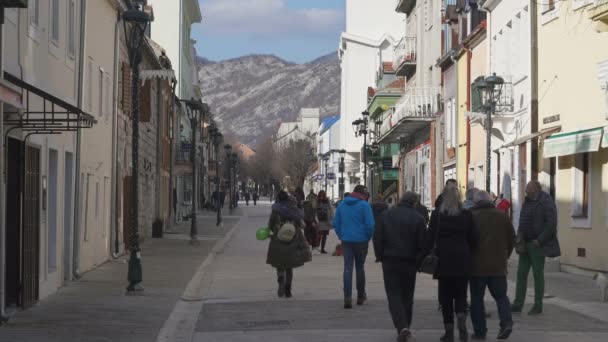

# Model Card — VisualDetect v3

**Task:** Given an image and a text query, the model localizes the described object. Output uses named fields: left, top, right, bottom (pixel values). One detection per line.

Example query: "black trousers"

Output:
left=276, top=268, right=293, bottom=290
left=438, top=276, right=469, bottom=324
left=382, top=260, right=417, bottom=332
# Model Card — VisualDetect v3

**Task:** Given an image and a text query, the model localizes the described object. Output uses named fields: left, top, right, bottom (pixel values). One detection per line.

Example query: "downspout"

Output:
left=465, top=48, right=472, bottom=186
left=530, top=0, right=539, bottom=180
left=155, top=78, right=162, bottom=223
left=111, top=5, right=122, bottom=258
left=0, top=7, right=6, bottom=322
left=73, top=0, right=88, bottom=279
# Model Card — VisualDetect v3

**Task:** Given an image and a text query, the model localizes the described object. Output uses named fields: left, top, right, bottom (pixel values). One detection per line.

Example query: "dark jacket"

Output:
left=372, top=201, right=389, bottom=224
left=416, top=204, right=430, bottom=225
left=518, top=191, right=560, bottom=258
left=471, top=201, right=515, bottom=276
left=374, top=203, right=426, bottom=264
left=266, top=201, right=308, bottom=269
left=426, top=209, right=478, bottom=277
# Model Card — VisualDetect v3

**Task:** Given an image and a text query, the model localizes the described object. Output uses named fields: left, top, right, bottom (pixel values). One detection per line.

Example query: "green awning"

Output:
left=544, top=127, right=604, bottom=158
left=382, top=169, right=399, bottom=181
left=368, top=95, right=400, bottom=119
left=604, top=126, right=608, bottom=148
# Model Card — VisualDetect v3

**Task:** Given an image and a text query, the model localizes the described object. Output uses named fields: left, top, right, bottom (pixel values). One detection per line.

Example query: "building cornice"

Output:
left=340, top=32, right=398, bottom=50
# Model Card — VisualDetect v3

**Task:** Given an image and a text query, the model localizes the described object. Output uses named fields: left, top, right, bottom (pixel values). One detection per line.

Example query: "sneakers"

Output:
left=497, top=324, right=513, bottom=340
left=527, top=306, right=543, bottom=316
left=357, top=294, right=367, bottom=306
left=344, top=298, right=353, bottom=309
left=398, top=328, right=412, bottom=342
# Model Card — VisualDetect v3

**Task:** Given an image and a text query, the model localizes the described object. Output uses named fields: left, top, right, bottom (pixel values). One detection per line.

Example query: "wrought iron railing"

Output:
left=380, top=87, right=441, bottom=137
left=392, top=36, right=417, bottom=71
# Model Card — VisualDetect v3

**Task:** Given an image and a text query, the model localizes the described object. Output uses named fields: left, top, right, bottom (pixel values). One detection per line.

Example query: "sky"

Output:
left=193, top=0, right=346, bottom=64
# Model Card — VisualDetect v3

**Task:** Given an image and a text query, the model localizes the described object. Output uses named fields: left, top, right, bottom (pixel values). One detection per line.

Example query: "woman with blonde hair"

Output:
left=426, top=186, right=478, bottom=341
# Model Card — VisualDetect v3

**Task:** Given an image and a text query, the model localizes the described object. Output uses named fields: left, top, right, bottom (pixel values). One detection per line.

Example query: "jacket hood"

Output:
left=472, top=200, right=496, bottom=210
left=344, top=195, right=365, bottom=206
left=272, top=202, right=303, bottom=221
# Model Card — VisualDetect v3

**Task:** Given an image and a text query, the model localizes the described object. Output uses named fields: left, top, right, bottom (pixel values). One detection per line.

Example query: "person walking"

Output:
left=266, top=191, right=311, bottom=298
left=306, top=189, right=318, bottom=208
left=470, top=191, right=515, bottom=340
left=245, top=192, right=251, bottom=206
left=316, top=190, right=333, bottom=254
left=414, top=194, right=430, bottom=225
left=426, top=186, right=478, bottom=342
left=464, top=188, right=479, bottom=210
left=371, top=194, right=389, bottom=224
left=495, top=194, right=512, bottom=220
left=253, top=191, right=259, bottom=206
left=435, top=179, right=458, bottom=208
left=333, top=185, right=375, bottom=309
left=511, top=181, right=560, bottom=316
left=303, top=200, right=319, bottom=250
left=374, top=192, right=427, bottom=342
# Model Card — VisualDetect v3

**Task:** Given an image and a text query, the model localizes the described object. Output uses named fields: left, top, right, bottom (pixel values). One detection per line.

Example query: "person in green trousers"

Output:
left=512, top=181, right=560, bottom=316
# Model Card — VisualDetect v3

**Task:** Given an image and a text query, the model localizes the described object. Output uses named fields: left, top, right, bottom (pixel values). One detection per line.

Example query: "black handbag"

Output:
left=420, top=213, right=440, bottom=275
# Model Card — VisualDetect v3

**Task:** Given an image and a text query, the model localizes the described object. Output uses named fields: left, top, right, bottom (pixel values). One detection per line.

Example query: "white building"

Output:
left=481, top=0, right=533, bottom=226
left=338, top=0, right=405, bottom=188
left=149, top=0, right=202, bottom=224
left=313, top=116, right=342, bottom=200
left=273, top=108, right=320, bottom=151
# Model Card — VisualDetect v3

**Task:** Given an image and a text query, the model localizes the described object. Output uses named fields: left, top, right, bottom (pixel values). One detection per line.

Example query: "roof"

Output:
left=383, top=78, right=405, bottom=91
left=319, top=115, right=340, bottom=135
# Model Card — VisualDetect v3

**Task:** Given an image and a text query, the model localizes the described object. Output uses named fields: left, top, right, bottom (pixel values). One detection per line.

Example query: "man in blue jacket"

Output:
left=333, top=185, right=375, bottom=309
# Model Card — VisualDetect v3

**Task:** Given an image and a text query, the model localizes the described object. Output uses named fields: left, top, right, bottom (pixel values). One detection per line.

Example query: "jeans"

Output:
left=513, top=242, right=545, bottom=309
left=276, top=268, right=293, bottom=290
left=342, top=242, right=369, bottom=299
left=382, top=260, right=417, bottom=331
left=470, top=276, right=513, bottom=335
left=438, top=276, right=468, bottom=324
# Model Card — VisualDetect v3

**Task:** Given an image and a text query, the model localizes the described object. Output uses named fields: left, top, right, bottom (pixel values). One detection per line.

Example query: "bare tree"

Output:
left=277, top=139, right=316, bottom=188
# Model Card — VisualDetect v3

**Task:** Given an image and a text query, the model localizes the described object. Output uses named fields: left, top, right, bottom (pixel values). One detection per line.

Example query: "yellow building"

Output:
left=538, top=1, right=608, bottom=274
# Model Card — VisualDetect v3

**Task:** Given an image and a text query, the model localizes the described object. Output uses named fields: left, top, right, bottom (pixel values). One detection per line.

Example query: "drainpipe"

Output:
left=111, top=6, right=122, bottom=258
left=73, top=0, right=88, bottom=279
left=0, top=8, right=6, bottom=322
left=155, top=78, right=161, bottom=224
left=530, top=0, right=539, bottom=180
left=465, top=48, right=472, bottom=187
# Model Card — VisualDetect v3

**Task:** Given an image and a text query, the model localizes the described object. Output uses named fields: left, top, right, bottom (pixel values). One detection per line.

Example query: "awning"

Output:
left=0, top=80, right=23, bottom=109
left=603, top=126, right=608, bottom=148
left=140, top=69, right=176, bottom=84
left=543, top=127, right=604, bottom=158
left=502, top=127, right=561, bottom=148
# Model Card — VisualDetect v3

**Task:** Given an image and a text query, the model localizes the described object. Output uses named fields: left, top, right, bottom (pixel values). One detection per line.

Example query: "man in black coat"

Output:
left=373, top=192, right=427, bottom=342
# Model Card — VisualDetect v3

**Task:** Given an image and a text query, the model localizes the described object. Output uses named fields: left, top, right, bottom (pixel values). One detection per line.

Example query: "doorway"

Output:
left=63, top=152, right=74, bottom=282
left=5, top=138, right=22, bottom=308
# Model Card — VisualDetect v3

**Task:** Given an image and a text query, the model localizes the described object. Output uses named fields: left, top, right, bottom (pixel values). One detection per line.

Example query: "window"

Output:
left=68, top=0, right=76, bottom=56
left=573, top=153, right=590, bottom=218
left=30, top=0, right=39, bottom=26
left=445, top=98, right=457, bottom=148
left=51, top=0, right=60, bottom=43
left=95, top=181, right=100, bottom=219
left=88, top=58, right=93, bottom=112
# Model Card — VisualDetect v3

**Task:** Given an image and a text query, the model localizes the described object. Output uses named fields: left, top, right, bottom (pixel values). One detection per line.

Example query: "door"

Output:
left=63, top=152, right=74, bottom=282
left=5, top=138, right=22, bottom=307
left=48, top=149, right=58, bottom=273
left=22, top=145, right=41, bottom=308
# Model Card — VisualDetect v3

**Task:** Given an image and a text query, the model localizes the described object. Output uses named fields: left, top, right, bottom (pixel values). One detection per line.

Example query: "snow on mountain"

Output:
left=197, top=52, right=341, bottom=145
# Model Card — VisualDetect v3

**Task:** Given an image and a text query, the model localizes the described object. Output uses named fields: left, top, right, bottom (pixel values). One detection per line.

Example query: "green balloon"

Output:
left=256, top=226, right=270, bottom=241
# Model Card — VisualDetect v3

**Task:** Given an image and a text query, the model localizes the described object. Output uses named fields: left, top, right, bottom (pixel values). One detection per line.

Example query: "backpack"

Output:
left=317, top=202, right=329, bottom=222
left=277, top=221, right=297, bottom=242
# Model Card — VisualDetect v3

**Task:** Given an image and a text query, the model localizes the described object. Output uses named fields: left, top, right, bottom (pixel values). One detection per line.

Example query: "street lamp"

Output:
left=352, top=110, right=370, bottom=187
left=231, top=152, right=238, bottom=208
left=210, top=127, right=223, bottom=226
left=181, top=98, right=207, bottom=245
left=338, top=149, right=346, bottom=200
left=323, top=155, right=330, bottom=193
left=123, top=0, right=152, bottom=295
left=369, top=142, right=380, bottom=198
left=224, top=144, right=232, bottom=210
left=474, top=73, right=505, bottom=192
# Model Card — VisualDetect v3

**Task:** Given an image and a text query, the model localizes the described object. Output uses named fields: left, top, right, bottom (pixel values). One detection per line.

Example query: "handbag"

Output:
left=515, top=233, right=526, bottom=255
left=420, top=212, right=440, bottom=275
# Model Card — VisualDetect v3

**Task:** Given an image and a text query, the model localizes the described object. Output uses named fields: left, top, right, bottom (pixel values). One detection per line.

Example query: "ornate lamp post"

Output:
left=474, top=73, right=505, bottom=192
left=123, top=0, right=152, bottom=295
left=210, top=127, right=223, bottom=225
left=338, top=149, right=346, bottom=200
left=224, top=144, right=232, bottom=209
left=352, top=110, right=370, bottom=186
left=323, top=155, right=329, bottom=193
left=231, top=152, right=238, bottom=207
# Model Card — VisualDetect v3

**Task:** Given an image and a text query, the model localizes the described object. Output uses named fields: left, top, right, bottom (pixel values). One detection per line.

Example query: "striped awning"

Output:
left=544, top=127, right=604, bottom=158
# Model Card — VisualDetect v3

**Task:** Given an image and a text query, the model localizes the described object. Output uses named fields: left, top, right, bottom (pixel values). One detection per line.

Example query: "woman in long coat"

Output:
left=426, top=186, right=478, bottom=342
left=315, top=190, right=334, bottom=254
left=267, top=191, right=311, bottom=298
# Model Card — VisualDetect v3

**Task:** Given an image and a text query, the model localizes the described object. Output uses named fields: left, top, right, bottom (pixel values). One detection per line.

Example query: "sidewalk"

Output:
left=0, top=215, right=242, bottom=342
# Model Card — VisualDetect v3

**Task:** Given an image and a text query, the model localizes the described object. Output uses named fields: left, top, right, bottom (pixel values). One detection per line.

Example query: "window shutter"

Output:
left=122, top=62, right=132, bottom=114
left=140, top=80, right=152, bottom=122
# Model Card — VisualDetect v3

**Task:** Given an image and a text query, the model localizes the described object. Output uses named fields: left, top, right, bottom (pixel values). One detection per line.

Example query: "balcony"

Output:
left=379, top=87, right=441, bottom=143
left=588, top=0, right=608, bottom=32
left=395, top=0, right=416, bottom=15
left=393, top=37, right=417, bottom=78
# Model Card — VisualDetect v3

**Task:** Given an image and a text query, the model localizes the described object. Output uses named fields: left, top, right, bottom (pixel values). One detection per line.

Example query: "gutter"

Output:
left=73, top=0, right=88, bottom=279
left=530, top=0, right=539, bottom=180
left=111, top=3, right=123, bottom=258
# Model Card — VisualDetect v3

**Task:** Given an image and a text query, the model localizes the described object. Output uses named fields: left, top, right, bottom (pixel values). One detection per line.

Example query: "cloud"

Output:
left=198, top=0, right=345, bottom=37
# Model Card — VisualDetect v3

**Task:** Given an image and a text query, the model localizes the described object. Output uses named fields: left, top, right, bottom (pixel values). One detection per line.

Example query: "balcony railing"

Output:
left=393, top=37, right=417, bottom=77
left=380, top=87, right=441, bottom=138
left=176, top=143, right=192, bottom=164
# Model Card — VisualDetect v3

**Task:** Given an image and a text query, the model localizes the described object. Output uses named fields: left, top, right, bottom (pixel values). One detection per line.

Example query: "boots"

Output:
left=440, top=323, right=454, bottom=342
left=457, top=313, right=469, bottom=341
left=277, top=278, right=285, bottom=298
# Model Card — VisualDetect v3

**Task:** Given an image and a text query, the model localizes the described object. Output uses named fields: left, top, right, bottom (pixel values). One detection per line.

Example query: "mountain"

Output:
left=197, top=52, right=341, bottom=145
